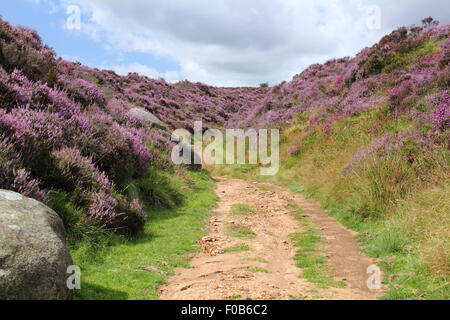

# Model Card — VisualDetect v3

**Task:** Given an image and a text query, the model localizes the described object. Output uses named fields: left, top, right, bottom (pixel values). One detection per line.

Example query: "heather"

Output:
left=229, top=19, right=449, bottom=139
left=0, top=18, right=183, bottom=236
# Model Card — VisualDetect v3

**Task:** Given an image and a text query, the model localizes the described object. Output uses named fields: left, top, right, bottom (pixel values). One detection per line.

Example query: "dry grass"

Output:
left=396, top=183, right=450, bottom=277
left=275, top=111, right=450, bottom=298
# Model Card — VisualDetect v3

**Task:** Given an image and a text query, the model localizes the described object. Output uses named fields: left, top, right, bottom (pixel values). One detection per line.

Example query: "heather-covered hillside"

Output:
left=230, top=18, right=449, bottom=135
left=0, top=16, right=266, bottom=238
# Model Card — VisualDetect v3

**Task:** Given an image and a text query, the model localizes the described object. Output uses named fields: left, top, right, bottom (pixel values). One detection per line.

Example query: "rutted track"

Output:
left=159, top=177, right=384, bottom=300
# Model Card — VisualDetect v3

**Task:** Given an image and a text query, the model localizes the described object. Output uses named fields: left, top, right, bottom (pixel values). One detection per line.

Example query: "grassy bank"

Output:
left=70, top=171, right=217, bottom=300
left=207, top=108, right=449, bottom=300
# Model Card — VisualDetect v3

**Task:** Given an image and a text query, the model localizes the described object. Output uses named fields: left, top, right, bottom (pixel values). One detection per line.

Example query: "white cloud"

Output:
left=61, top=0, right=450, bottom=86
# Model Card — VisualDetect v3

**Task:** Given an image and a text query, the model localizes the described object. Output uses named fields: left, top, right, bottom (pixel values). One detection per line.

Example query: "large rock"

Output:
left=129, top=107, right=167, bottom=129
left=0, top=190, right=73, bottom=300
left=130, top=107, right=202, bottom=170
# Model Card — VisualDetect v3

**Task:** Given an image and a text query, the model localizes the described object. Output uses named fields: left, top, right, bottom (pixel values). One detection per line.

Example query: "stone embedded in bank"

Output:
left=0, top=190, right=73, bottom=300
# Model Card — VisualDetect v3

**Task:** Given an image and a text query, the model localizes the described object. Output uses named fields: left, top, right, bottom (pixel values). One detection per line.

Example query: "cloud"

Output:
left=61, top=0, right=450, bottom=86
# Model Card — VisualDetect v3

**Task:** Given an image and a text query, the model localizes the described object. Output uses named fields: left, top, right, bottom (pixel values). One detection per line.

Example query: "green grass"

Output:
left=328, top=198, right=450, bottom=300
left=290, top=228, right=344, bottom=289
left=248, top=267, right=270, bottom=273
left=49, top=191, right=116, bottom=249
left=382, top=39, right=442, bottom=73
left=242, top=257, right=268, bottom=264
left=257, top=185, right=273, bottom=192
left=230, top=203, right=254, bottom=216
left=131, top=168, right=184, bottom=209
left=224, top=244, right=251, bottom=253
left=225, top=224, right=257, bottom=240
left=70, top=171, right=217, bottom=300
left=289, top=296, right=305, bottom=300
left=287, top=182, right=305, bottom=194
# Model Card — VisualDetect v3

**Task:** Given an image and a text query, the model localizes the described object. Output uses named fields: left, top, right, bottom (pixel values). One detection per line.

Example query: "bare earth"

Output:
left=159, top=177, right=384, bottom=300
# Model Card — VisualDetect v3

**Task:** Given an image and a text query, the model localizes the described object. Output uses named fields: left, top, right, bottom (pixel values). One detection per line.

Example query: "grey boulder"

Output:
left=130, top=107, right=202, bottom=170
left=0, top=190, right=73, bottom=300
left=129, top=107, right=167, bottom=129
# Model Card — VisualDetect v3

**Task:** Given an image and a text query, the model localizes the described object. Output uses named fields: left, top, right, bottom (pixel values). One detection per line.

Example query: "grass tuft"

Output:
left=226, top=224, right=257, bottom=240
left=248, top=267, right=270, bottom=273
left=257, top=185, right=274, bottom=192
left=230, top=203, right=254, bottom=216
left=224, top=244, right=251, bottom=253
left=242, top=257, right=268, bottom=264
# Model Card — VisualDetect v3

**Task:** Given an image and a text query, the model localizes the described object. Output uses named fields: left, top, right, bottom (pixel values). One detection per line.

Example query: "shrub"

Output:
left=429, top=91, right=450, bottom=131
left=51, top=147, right=118, bottom=222
left=59, top=76, right=106, bottom=107
left=388, top=80, right=414, bottom=110
left=137, top=168, right=183, bottom=209
left=109, top=194, right=146, bottom=235
left=0, top=19, right=56, bottom=84
left=0, top=135, right=49, bottom=202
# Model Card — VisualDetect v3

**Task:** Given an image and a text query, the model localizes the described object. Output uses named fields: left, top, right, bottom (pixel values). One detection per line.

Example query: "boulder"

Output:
left=0, top=190, right=73, bottom=300
left=130, top=107, right=202, bottom=170
left=129, top=107, right=167, bottom=129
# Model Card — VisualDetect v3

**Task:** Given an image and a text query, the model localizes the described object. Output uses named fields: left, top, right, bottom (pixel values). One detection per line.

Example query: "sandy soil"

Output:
left=159, top=177, right=384, bottom=300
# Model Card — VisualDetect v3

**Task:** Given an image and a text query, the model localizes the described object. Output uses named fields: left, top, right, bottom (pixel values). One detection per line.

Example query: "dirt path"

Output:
left=159, top=177, right=384, bottom=300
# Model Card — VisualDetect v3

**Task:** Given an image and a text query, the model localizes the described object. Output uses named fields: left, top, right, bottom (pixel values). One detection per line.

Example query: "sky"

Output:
left=1, top=0, right=449, bottom=87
